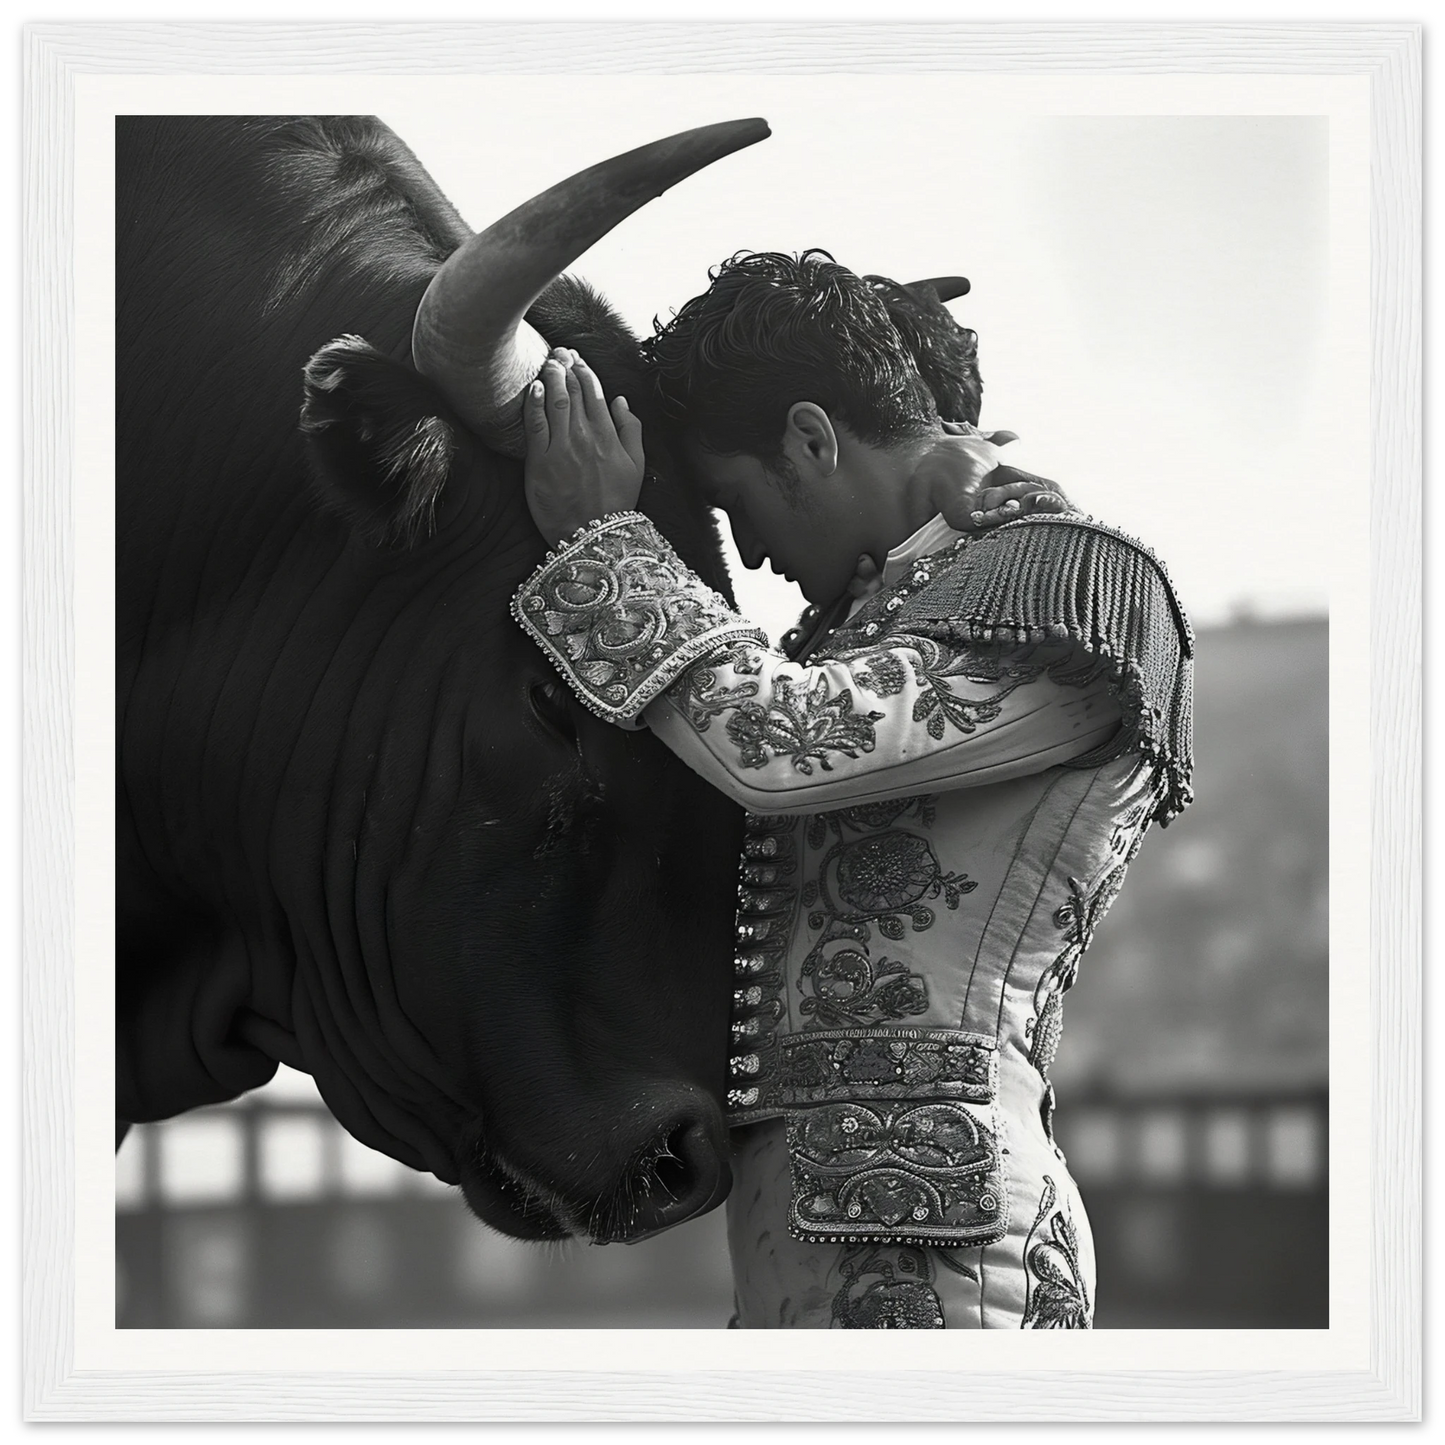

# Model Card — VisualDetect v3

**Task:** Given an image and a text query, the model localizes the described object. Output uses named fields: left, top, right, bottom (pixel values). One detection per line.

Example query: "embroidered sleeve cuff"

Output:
left=511, top=511, right=768, bottom=725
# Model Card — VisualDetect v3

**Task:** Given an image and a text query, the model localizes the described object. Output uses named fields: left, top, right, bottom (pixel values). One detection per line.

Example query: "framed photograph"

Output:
left=23, top=19, right=1419, bottom=1421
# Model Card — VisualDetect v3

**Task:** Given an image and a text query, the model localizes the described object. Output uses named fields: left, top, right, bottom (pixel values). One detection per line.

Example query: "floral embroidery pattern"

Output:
left=676, top=636, right=892, bottom=776
left=902, top=635, right=1061, bottom=741
left=908, top=642, right=1019, bottom=740
left=674, top=642, right=763, bottom=732
left=513, top=513, right=765, bottom=721
left=723, top=674, right=886, bottom=776
left=822, top=832, right=977, bottom=929
left=1028, top=793, right=1155, bottom=1080
left=1021, top=1175, right=1092, bottom=1329
left=829, top=1243, right=948, bottom=1329
left=793, top=827, right=975, bottom=1028
left=852, top=652, right=908, bottom=697
left=833, top=628, right=1109, bottom=744
left=788, top=1099, right=1007, bottom=1245
left=799, top=947, right=929, bottom=1029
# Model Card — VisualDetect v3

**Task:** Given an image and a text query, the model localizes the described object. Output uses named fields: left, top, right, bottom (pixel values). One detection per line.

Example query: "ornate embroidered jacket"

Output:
left=514, top=509, right=1193, bottom=1329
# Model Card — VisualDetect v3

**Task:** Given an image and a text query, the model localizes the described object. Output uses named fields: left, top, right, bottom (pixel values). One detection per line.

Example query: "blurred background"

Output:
left=117, top=101, right=1333, bottom=1328
left=117, top=610, right=1327, bottom=1329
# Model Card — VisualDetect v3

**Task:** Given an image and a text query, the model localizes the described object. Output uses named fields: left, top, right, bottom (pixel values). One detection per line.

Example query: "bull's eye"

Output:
left=529, top=678, right=576, bottom=743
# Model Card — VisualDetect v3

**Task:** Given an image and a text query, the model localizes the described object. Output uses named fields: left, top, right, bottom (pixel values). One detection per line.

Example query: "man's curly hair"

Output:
left=863, top=275, right=982, bottom=428
left=641, top=249, right=982, bottom=472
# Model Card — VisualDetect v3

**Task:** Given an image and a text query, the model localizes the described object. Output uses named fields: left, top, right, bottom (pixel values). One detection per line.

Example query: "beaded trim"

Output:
left=511, top=511, right=768, bottom=724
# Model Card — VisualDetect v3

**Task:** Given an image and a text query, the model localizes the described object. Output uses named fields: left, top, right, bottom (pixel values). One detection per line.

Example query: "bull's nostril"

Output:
left=612, top=1116, right=729, bottom=1242
left=647, top=1123, right=695, bottom=1203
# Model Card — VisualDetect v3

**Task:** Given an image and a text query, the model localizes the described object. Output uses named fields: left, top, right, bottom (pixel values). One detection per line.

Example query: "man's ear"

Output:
left=300, top=335, right=466, bottom=547
left=782, top=402, right=839, bottom=479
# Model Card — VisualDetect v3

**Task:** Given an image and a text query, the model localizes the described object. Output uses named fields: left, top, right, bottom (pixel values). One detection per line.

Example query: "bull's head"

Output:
left=118, top=117, right=984, bottom=1247
left=284, top=122, right=769, bottom=1241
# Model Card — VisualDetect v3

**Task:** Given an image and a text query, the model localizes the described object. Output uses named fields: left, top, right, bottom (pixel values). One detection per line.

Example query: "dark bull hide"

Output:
left=116, top=115, right=769, bottom=1242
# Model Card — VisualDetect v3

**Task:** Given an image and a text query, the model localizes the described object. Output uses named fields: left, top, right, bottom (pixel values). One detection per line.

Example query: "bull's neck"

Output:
left=117, top=483, right=541, bottom=968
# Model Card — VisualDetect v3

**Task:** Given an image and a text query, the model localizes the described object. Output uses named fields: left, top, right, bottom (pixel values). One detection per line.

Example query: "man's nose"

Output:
left=730, top=515, right=766, bottom=570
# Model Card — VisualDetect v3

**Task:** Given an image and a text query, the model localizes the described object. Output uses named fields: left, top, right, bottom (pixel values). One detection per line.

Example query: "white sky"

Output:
left=388, top=80, right=1332, bottom=640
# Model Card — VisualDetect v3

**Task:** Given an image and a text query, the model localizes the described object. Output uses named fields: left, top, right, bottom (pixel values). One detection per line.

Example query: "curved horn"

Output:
left=908, top=275, right=971, bottom=303
left=413, top=118, right=772, bottom=457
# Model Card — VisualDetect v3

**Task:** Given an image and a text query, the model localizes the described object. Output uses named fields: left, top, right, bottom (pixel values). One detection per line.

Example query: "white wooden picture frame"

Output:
left=14, top=14, right=1433, bottom=1433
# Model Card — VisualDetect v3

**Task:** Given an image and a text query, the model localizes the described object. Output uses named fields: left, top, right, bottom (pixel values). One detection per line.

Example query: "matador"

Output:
left=513, top=251, right=1193, bottom=1328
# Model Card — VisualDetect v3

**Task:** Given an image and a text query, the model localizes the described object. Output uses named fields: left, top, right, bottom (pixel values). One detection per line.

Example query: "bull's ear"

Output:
left=301, top=335, right=464, bottom=547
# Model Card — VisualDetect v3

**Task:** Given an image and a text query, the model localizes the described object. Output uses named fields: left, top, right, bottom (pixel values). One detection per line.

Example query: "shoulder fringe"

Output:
left=891, top=515, right=1195, bottom=826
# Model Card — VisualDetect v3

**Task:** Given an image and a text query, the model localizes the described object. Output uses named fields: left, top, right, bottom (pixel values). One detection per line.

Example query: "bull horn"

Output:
left=908, top=275, right=971, bottom=302
left=412, top=117, right=772, bottom=457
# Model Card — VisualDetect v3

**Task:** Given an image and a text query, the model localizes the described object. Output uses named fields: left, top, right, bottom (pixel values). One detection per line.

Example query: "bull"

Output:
left=116, top=114, right=770, bottom=1243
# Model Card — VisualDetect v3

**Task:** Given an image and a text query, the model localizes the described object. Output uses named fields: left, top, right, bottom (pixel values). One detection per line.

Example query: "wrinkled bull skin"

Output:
left=116, top=116, right=745, bottom=1241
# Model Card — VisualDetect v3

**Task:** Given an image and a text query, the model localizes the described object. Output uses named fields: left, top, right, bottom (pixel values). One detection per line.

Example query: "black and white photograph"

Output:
left=113, top=91, right=1336, bottom=1335
left=20, top=17, right=1421, bottom=1425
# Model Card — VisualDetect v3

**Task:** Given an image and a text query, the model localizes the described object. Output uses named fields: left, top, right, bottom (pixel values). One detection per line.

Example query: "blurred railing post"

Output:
left=1053, top=1089, right=1328, bottom=1327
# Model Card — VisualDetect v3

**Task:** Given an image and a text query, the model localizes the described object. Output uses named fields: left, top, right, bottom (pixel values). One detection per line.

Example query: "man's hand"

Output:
left=913, top=421, right=1074, bottom=535
left=523, top=347, right=646, bottom=546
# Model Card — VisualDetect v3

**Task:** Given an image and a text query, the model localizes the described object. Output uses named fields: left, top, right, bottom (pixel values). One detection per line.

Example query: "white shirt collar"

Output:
left=844, top=513, right=963, bottom=620
left=880, top=513, right=962, bottom=588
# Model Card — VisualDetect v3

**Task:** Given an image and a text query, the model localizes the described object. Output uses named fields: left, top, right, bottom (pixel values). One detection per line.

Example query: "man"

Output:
left=513, top=251, right=1193, bottom=1328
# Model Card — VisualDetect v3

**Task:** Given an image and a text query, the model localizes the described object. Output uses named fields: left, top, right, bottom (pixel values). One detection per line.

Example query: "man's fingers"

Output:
left=561, top=360, right=585, bottom=434
left=1024, top=492, right=1070, bottom=514
left=540, top=358, right=571, bottom=426
left=980, top=429, right=1019, bottom=447
left=523, top=377, right=549, bottom=453
left=612, top=396, right=645, bottom=472
left=570, top=353, right=611, bottom=426
left=976, top=473, right=1062, bottom=512
left=969, top=491, right=1072, bottom=530
left=975, top=480, right=1042, bottom=511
